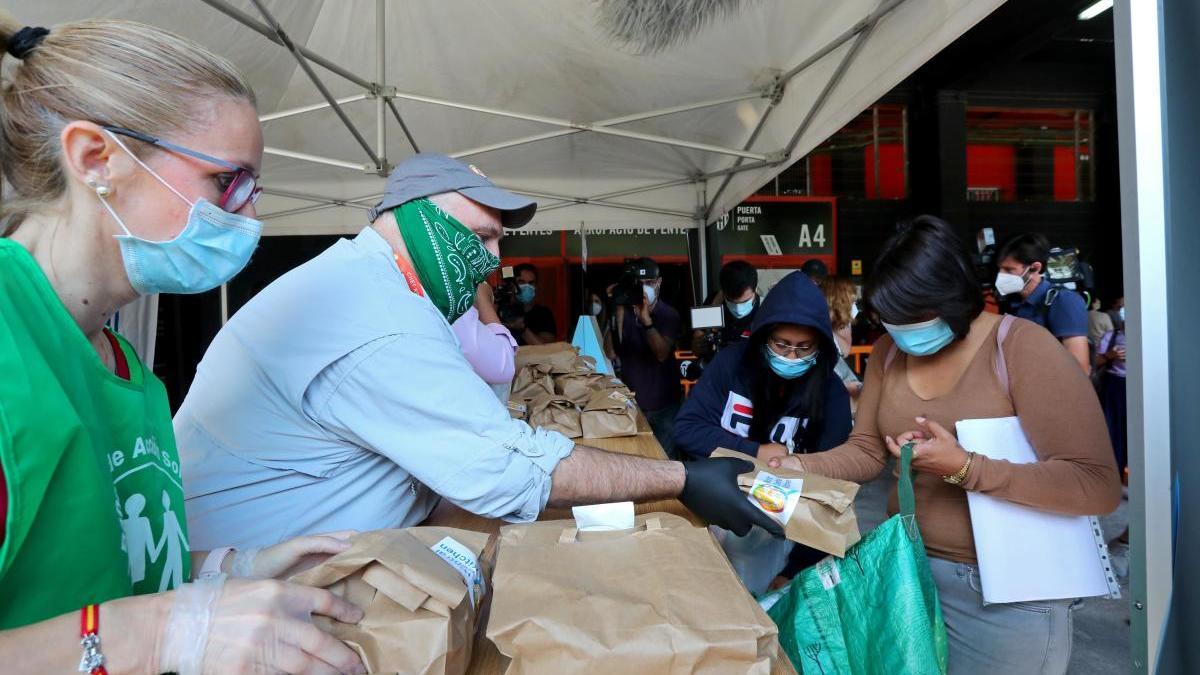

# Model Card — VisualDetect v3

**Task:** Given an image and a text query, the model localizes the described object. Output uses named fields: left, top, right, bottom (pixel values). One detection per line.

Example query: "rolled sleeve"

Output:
left=311, top=333, right=574, bottom=521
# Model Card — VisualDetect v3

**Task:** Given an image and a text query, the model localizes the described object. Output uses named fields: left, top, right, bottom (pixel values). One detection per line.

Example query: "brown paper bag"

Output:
left=511, top=363, right=554, bottom=400
left=514, top=342, right=579, bottom=374
left=580, top=388, right=638, bottom=439
left=712, top=448, right=861, bottom=557
left=527, top=393, right=582, bottom=438
left=290, top=527, right=492, bottom=675
left=487, top=513, right=789, bottom=674
left=552, top=371, right=608, bottom=406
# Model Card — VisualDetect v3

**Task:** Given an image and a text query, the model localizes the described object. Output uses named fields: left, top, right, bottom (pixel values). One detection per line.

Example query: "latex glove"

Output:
left=680, top=457, right=784, bottom=537
left=232, top=531, right=357, bottom=580
left=159, top=574, right=366, bottom=675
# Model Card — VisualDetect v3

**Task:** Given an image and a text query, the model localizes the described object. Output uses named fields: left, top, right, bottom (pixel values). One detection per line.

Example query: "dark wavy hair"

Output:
left=864, top=215, right=984, bottom=340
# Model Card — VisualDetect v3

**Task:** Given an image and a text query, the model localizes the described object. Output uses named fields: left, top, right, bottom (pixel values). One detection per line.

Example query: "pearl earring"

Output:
left=95, top=185, right=112, bottom=197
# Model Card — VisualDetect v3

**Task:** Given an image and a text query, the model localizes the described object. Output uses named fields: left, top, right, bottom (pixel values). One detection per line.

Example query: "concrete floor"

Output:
left=852, top=467, right=1131, bottom=674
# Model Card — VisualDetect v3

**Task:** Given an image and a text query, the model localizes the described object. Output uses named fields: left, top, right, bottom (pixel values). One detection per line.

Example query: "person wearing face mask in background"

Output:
left=609, top=257, right=684, bottom=458
left=691, top=260, right=760, bottom=362
left=770, top=216, right=1120, bottom=674
left=674, top=271, right=851, bottom=593
left=994, top=232, right=1091, bottom=373
left=819, top=276, right=864, bottom=403
left=506, top=262, right=557, bottom=345
left=451, top=281, right=519, bottom=395
left=0, top=17, right=370, bottom=674
left=176, top=156, right=775, bottom=554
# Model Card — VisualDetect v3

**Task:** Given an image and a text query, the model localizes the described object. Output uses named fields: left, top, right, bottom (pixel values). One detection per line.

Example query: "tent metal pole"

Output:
left=197, top=0, right=372, bottom=90
left=782, top=19, right=876, bottom=157
left=779, top=0, right=907, bottom=82
left=390, top=91, right=769, bottom=161
left=531, top=198, right=693, bottom=219
left=386, top=99, right=421, bottom=153
left=376, top=0, right=387, bottom=171
left=261, top=202, right=371, bottom=220
left=246, top=0, right=382, bottom=170
left=451, top=91, right=762, bottom=159
left=263, top=146, right=369, bottom=171
left=705, top=0, right=900, bottom=218
left=260, top=187, right=380, bottom=205
left=259, top=94, right=369, bottom=122
left=696, top=181, right=708, bottom=301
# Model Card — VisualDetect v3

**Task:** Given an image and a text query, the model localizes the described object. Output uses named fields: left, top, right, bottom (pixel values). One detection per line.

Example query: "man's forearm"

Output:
left=645, top=327, right=673, bottom=362
left=547, top=445, right=685, bottom=507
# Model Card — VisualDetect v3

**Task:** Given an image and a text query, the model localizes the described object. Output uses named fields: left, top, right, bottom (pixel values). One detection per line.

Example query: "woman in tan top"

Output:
left=773, top=216, right=1121, bottom=674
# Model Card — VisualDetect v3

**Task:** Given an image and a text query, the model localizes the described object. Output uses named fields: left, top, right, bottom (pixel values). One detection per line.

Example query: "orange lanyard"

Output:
left=394, top=254, right=425, bottom=297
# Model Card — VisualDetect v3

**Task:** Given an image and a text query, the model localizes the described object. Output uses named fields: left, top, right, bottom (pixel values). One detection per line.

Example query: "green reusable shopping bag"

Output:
left=765, top=443, right=948, bottom=675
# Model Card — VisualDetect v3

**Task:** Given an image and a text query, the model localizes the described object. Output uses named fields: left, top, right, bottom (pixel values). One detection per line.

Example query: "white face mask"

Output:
left=994, top=268, right=1031, bottom=296
left=643, top=283, right=657, bottom=305
left=850, top=302, right=860, bottom=321
left=591, top=301, right=603, bottom=316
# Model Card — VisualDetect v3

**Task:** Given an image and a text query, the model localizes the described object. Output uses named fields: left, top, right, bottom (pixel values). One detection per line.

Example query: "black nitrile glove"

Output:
left=680, top=457, right=785, bottom=537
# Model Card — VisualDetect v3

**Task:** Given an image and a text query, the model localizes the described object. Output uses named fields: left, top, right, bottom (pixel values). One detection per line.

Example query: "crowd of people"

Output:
left=0, top=13, right=1127, bottom=675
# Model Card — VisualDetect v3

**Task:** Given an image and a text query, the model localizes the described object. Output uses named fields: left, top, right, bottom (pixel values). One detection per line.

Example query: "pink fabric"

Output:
left=452, top=306, right=518, bottom=384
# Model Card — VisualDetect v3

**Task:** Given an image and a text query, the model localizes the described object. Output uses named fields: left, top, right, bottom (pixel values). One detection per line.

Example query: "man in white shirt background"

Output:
left=175, top=154, right=775, bottom=548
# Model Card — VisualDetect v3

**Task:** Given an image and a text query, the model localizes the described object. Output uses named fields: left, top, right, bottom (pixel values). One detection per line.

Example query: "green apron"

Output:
left=0, top=239, right=190, bottom=629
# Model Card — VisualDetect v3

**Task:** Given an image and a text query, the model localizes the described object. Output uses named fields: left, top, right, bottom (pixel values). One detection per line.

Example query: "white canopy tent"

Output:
left=20, top=0, right=1004, bottom=243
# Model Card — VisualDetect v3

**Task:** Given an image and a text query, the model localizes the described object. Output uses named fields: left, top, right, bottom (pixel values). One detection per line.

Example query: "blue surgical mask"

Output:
left=517, top=283, right=536, bottom=304
left=100, top=132, right=261, bottom=295
left=726, top=296, right=755, bottom=319
left=762, top=343, right=818, bottom=379
left=882, top=317, right=957, bottom=356
left=1119, top=307, right=1125, bottom=322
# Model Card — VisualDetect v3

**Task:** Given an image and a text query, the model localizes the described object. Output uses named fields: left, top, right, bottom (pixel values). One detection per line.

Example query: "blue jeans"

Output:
left=644, top=401, right=681, bottom=460
left=928, top=556, right=1079, bottom=674
left=713, top=525, right=795, bottom=595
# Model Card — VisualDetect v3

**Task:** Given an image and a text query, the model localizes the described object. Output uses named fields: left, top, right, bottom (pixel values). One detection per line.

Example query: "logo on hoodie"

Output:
left=721, top=392, right=754, bottom=436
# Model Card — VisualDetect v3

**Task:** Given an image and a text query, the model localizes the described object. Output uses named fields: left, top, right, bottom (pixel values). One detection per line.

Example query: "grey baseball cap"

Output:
left=367, top=153, right=537, bottom=227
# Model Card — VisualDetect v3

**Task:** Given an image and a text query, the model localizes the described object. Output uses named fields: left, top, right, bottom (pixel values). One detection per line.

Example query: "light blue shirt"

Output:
left=176, top=227, right=574, bottom=549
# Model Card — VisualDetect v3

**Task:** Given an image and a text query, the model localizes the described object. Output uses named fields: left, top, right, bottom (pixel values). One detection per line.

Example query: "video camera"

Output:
left=680, top=305, right=725, bottom=382
left=610, top=257, right=660, bottom=306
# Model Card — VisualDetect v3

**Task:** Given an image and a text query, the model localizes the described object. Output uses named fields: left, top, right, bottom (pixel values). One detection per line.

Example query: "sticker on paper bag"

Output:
left=748, top=471, right=803, bottom=526
left=431, top=536, right=485, bottom=607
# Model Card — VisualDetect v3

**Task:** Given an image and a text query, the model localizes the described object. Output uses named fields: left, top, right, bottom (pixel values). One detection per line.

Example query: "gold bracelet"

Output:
left=943, top=451, right=974, bottom=485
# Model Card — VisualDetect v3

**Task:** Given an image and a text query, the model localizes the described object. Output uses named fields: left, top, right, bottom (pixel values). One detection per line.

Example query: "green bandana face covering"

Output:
left=394, top=198, right=500, bottom=323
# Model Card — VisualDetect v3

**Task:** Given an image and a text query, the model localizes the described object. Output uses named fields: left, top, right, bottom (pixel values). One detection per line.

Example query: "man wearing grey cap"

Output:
left=176, top=154, right=778, bottom=549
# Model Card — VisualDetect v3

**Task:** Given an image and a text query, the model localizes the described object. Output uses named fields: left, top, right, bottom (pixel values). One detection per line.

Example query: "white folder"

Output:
left=955, top=416, right=1121, bottom=604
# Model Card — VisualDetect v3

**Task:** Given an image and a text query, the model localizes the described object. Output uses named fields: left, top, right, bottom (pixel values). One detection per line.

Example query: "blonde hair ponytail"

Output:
left=0, top=11, right=255, bottom=233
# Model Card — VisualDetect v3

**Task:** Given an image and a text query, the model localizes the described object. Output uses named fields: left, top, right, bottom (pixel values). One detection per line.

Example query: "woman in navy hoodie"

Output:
left=675, top=270, right=852, bottom=592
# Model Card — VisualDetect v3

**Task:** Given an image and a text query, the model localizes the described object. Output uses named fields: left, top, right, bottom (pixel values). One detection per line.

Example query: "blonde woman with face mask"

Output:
left=0, top=15, right=365, bottom=674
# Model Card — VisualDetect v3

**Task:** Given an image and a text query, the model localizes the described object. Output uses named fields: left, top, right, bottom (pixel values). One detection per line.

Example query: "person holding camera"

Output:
left=690, top=260, right=760, bottom=361
left=609, top=257, right=684, bottom=457
left=506, top=262, right=557, bottom=345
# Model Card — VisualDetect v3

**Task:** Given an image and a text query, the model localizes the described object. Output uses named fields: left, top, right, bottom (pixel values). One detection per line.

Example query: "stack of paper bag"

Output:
left=527, top=393, right=583, bottom=438
left=511, top=363, right=554, bottom=400
left=580, top=388, right=639, bottom=439
left=290, top=528, right=492, bottom=675
left=488, top=513, right=792, bottom=674
left=553, top=370, right=609, bottom=406
left=712, top=448, right=861, bottom=557
left=514, top=342, right=580, bottom=374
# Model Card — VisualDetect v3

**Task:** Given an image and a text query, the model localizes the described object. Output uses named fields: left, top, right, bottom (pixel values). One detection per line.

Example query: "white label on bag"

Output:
left=816, top=557, right=841, bottom=590
left=431, top=536, right=485, bottom=607
left=747, top=471, right=803, bottom=525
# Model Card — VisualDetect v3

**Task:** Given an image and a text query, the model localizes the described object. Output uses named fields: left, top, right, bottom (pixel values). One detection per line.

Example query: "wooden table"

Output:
left=422, top=415, right=701, bottom=674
